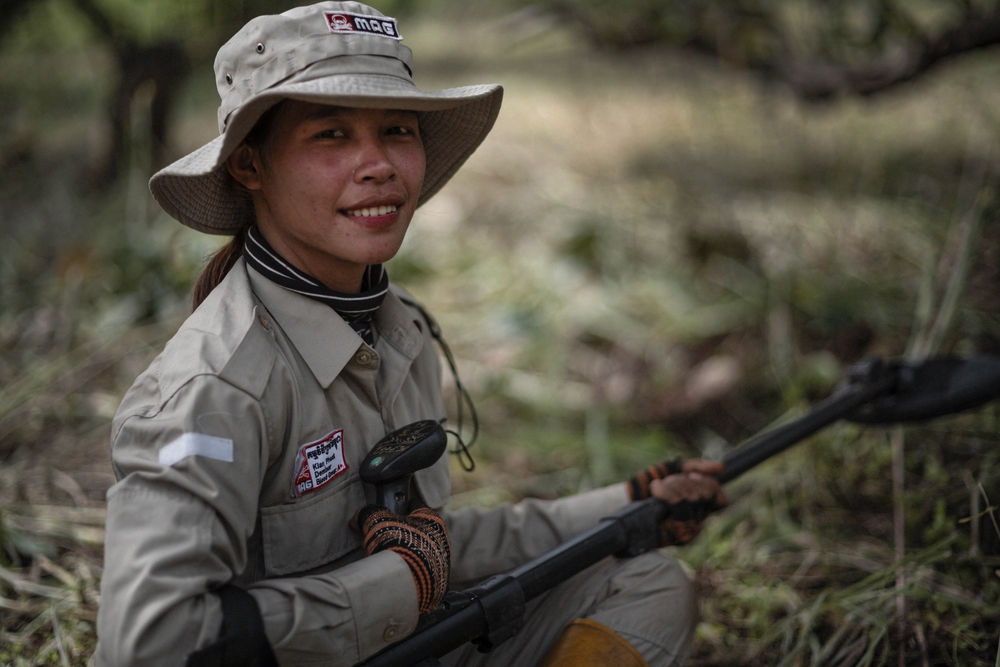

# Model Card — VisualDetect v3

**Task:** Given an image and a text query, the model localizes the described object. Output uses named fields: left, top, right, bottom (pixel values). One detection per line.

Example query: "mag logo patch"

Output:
left=292, top=429, right=348, bottom=497
left=324, top=12, right=402, bottom=40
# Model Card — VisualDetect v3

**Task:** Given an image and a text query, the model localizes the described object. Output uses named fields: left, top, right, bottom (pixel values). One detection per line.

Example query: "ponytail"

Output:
left=190, top=102, right=285, bottom=310
left=192, top=224, right=249, bottom=310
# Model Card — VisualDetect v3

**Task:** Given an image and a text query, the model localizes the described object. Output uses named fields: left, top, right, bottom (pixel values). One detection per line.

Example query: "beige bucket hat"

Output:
left=150, top=1, right=503, bottom=235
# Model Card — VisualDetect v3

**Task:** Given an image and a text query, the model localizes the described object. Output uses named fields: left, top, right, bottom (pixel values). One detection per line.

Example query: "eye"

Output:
left=386, top=125, right=418, bottom=137
left=316, top=128, right=347, bottom=139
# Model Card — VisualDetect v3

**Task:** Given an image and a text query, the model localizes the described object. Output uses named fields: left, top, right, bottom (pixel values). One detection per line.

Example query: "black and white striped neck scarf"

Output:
left=244, top=225, right=389, bottom=346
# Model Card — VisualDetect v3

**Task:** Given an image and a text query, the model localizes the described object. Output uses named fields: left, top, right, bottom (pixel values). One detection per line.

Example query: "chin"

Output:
left=365, top=243, right=407, bottom=265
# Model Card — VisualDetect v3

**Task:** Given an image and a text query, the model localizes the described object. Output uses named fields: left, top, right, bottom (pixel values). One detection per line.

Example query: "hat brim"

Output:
left=150, top=72, right=502, bottom=235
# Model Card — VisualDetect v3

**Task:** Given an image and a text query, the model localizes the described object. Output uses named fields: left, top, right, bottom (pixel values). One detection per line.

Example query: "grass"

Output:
left=678, top=417, right=1000, bottom=666
left=1, top=9, right=1000, bottom=666
left=0, top=506, right=102, bottom=665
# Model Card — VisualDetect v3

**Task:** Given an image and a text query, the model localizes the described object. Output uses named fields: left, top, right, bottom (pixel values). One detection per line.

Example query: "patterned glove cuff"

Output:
left=658, top=497, right=721, bottom=546
left=626, top=458, right=683, bottom=500
left=356, top=505, right=451, bottom=615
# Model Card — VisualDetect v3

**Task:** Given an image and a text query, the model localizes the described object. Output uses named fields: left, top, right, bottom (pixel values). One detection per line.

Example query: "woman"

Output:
left=96, top=3, right=726, bottom=666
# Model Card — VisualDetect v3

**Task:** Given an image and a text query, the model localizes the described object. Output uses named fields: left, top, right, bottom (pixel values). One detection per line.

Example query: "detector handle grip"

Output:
left=360, top=420, right=448, bottom=514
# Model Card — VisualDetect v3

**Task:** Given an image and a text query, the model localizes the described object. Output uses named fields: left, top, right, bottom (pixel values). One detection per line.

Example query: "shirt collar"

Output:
left=245, top=260, right=425, bottom=388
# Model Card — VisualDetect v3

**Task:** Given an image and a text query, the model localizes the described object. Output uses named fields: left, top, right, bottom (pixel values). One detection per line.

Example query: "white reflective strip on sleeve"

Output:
left=158, top=433, right=234, bottom=467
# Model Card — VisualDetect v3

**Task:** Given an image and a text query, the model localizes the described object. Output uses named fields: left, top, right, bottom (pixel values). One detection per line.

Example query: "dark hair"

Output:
left=191, top=102, right=285, bottom=310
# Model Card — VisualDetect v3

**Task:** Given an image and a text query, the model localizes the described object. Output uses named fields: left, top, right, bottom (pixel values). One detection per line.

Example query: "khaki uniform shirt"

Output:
left=96, top=259, right=628, bottom=667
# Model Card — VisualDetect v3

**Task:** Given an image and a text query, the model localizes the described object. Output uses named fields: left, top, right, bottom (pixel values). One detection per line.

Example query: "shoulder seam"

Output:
left=112, top=372, right=262, bottom=442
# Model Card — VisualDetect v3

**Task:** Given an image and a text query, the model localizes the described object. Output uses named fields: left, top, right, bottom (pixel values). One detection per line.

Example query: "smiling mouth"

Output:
left=344, top=205, right=398, bottom=218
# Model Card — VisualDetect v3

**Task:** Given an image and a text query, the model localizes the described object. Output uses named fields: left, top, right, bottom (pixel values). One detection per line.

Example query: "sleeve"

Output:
left=95, top=375, right=420, bottom=667
left=443, top=484, right=630, bottom=587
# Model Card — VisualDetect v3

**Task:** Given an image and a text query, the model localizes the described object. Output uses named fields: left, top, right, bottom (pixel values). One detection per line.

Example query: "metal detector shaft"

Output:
left=361, top=362, right=904, bottom=667
left=718, top=369, right=896, bottom=483
left=361, top=499, right=667, bottom=667
left=363, top=365, right=898, bottom=667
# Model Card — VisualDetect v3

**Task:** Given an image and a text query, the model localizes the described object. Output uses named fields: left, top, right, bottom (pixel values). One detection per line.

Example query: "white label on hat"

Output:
left=324, top=12, right=402, bottom=40
left=291, top=429, right=349, bottom=497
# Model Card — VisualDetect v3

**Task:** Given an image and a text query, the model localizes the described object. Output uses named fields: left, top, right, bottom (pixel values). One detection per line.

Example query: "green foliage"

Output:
left=678, top=413, right=1000, bottom=666
left=1, top=2, right=1000, bottom=664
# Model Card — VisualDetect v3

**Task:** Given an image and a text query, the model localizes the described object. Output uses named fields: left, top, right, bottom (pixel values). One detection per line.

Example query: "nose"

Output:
left=352, top=136, right=395, bottom=184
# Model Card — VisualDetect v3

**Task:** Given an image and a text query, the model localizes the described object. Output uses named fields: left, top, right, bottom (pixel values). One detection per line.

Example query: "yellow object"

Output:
left=539, top=618, right=650, bottom=667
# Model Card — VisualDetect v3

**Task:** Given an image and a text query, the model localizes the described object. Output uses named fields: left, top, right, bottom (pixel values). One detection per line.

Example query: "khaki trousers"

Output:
left=440, top=550, right=697, bottom=667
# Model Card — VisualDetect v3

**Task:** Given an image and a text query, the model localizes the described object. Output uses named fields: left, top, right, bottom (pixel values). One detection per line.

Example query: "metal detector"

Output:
left=359, top=355, right=1000, bottom=667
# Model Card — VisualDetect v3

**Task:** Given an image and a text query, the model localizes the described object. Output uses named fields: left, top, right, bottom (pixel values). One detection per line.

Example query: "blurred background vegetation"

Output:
left=1, top=0, right=1000, bottom=664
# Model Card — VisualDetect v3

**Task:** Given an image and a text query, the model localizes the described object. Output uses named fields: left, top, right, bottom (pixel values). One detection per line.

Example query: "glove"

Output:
left=626, top=459, right=683, bottom=501
left=627, top=459, right=724, bottom=547
left=657, top=497, right=722, bottom=546
left=353, top=505, right=451, bottom=615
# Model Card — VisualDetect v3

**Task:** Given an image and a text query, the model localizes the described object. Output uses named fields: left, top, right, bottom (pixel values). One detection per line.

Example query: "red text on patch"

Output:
left=292, top=429, right=348, bottom=497
left=324, top=12, right=401, bottom=40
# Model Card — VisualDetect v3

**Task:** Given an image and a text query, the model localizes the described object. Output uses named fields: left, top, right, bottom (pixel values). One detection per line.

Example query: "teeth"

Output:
left=347, top=205, right=396, bottom=217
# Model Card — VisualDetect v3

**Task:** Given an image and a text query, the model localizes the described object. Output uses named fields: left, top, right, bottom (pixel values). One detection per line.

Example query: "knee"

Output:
left=615, top=551, right=694, bottom=593
left=624, top=551, right=697, bottom=619
left=592, top=552, right=699, bottom=665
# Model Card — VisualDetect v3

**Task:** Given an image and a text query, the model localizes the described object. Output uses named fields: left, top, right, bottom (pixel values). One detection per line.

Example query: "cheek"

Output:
left=397, top=146, right=426, bottom=195
left=268, top=160, right=345, bottom=206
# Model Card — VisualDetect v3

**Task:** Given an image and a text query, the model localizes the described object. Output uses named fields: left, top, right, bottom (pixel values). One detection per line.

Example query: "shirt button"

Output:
left=356, top=350, right=373, bottom=365
left=258, top=314, right=271, bottom=331
left=383, top=624, right=398, bottom=642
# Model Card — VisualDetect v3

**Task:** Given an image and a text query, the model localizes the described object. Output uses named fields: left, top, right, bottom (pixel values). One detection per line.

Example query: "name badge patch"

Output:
left=324, top=12, right=402, bottom=40
left=292, top=429, right=348, bottom=497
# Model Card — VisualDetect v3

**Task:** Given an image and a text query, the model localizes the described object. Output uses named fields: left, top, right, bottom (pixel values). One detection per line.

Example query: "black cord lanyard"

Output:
left=408, top=302, right=478, bottom=472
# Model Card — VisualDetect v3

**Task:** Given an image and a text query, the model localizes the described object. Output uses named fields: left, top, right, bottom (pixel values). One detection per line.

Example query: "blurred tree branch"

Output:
left=771, top=7, right=1000, bottom=99
left=0, top=0, right=189, bottom=182
left=0, top=0, right=38, bottom=42
left=70, top=0, right=189, bottom=181
left=0, top=0, right=294, bottom=185
left=545, top=0, right=1000, bottom=100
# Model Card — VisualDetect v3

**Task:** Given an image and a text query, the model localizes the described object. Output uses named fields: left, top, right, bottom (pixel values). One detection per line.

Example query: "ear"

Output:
left=226, top=143, right=264, bottom=191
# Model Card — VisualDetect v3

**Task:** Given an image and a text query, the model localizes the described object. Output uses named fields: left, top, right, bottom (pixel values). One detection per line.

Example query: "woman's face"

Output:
left=228, top=101, right=426, bottom=292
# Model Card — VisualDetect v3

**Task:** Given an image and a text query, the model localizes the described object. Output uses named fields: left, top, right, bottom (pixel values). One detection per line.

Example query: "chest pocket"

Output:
left=259, top=477, right=366, bottom=577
